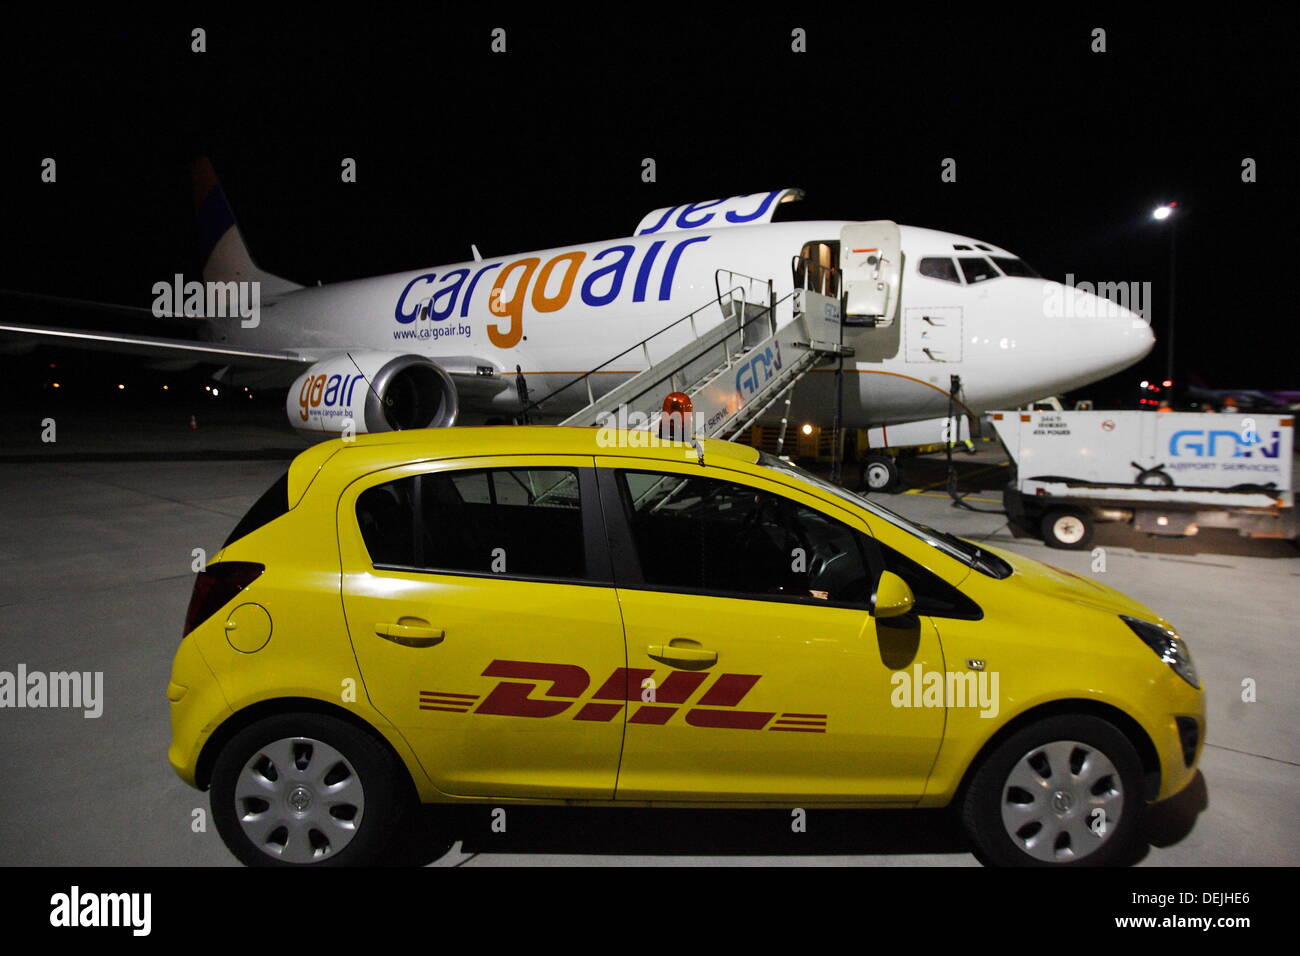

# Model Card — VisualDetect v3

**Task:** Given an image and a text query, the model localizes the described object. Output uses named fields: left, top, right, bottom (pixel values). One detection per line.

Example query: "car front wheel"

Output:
left=961, top=714, right=1144, bottom=866
left=210, top=712, right=410, bottom=867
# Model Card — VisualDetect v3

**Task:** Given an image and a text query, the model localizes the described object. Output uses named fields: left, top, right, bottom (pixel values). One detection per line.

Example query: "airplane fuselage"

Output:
left=202, top=219, right=1154, bottom=428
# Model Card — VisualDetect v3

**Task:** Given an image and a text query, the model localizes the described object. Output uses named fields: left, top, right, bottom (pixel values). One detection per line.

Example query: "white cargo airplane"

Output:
left=1, top=161, right=1153, bottom=435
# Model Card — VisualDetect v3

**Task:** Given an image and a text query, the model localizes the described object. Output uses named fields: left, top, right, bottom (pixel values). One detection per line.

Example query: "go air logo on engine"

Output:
left=296, top=372, right=363, bottom=423
left=392, top=236, right=711, bottom=348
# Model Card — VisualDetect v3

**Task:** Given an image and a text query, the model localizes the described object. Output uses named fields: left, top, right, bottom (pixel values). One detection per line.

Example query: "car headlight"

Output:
left=1121, top=615, right=1199, bottom=688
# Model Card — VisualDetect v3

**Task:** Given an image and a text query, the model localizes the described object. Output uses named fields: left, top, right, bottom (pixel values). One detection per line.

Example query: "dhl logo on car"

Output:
left=418, top=659, right=827, bottom=732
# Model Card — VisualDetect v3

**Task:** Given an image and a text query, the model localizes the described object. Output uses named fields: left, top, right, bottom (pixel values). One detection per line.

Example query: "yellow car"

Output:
left=167, top=427, right=1204, bottom=867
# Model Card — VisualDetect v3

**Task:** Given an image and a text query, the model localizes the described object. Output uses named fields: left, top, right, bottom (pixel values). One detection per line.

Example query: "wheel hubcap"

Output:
left=867, top=464, right=890, bottom=488
left=1000, top=739, right=1122, bottom=863
left=1054, top=516, right=1084, bottom=543
left=234, top=736, right=365, bottom=863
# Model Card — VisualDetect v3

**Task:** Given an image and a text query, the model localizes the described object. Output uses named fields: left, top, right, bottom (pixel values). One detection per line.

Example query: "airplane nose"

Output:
left=1087, top=295, right=1155, bottom=376
left=1113, top=302, right=1155, bottom=363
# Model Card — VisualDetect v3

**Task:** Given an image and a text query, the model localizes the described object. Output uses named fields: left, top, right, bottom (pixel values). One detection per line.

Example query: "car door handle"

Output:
left=646, top=644, right=718, bottom=667
left=375, top=622, right=445, bottom=647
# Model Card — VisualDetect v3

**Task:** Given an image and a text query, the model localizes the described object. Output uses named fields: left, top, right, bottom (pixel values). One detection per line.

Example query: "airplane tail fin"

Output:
left=190, top=158, right=302, bottom=296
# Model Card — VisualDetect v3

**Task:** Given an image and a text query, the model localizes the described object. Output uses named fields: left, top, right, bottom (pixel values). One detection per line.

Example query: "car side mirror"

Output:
left=872, top=571, right=915, bottom=618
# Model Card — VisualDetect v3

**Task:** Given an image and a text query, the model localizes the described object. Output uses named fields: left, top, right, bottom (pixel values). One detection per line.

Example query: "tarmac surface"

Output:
left=0, top=409, right=1295, bottom=866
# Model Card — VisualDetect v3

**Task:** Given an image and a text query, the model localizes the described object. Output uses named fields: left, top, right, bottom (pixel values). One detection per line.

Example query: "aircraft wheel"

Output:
left=861, top=455, right=900, bottom=493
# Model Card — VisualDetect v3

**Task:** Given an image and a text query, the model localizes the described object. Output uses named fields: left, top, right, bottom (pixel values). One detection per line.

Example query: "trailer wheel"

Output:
left=1041, top=509, right=1093, bottom=550
left=861, top=455, right=900, bottom=493
left=1135, top=466, right=1173, bottom=487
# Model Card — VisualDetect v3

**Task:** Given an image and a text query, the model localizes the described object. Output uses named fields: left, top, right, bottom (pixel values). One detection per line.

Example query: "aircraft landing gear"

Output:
left=860, top=454, right=900, bottom=493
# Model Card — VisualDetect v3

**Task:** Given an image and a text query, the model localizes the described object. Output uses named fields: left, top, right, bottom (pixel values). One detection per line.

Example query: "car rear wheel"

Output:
left=961, top=714, right=1143, bottom=866
left=211, top=713, right=410, bottom=867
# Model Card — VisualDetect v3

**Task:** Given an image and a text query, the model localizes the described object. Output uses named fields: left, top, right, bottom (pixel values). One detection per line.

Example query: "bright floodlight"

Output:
left=1152, top=204, right=1174, bottom=220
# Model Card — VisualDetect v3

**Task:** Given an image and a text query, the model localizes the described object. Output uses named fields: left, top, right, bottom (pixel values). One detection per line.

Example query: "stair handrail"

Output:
left=522, top=278, right=792, bottom=417
left=582, top=288, right=802, bottom=423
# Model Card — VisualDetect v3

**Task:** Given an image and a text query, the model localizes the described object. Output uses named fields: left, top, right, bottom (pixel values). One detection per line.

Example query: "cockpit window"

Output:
left=918, top=257, right=960, bottom=283
left=991, top=256, right=1041, bottom=278
left=958, top=257, right=1000, bottom=284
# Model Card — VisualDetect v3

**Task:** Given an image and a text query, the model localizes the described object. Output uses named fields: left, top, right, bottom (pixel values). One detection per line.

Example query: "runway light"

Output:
left=162, top=385, right=169, bottom=391
left=117, top=384, right=125, bottom=390
left=800, top=423, right=814, bottom=436
left=1140, top=380, right=1150, bottom=388
left=212, top=388, right=220, bottom=397
left=52, top=382, right=60, bottom=389
left=1162, top=380, right=1173, bottom=387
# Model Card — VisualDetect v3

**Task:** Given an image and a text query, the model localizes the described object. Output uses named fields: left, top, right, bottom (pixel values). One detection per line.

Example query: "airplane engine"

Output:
left=287, top=352, right=458, bottom=434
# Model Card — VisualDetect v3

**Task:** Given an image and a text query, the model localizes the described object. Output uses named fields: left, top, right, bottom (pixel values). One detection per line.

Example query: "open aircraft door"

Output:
left=840, top=221, right=901, bottom=326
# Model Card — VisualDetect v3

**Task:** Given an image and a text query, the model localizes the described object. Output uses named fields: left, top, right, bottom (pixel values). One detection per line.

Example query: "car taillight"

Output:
left=183, top=562, right=265, bottom=637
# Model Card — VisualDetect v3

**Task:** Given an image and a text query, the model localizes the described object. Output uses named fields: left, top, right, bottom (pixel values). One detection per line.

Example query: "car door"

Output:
left=338, top=456, right=626, bottom=800
left=595, top=458, right=946, bottom=803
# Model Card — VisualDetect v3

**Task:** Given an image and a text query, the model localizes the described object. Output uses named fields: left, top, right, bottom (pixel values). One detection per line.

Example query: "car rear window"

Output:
left=356, top=467, right=587, bottom=580
left=223, top=472, right=290, bottom=547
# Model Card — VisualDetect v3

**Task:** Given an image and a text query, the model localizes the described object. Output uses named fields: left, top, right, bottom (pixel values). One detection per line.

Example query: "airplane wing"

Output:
left=0, top=289, right=205, bottom=323
left=0, top=321, right=317, bottom=369
left=0, top=321, right=510, bottom=396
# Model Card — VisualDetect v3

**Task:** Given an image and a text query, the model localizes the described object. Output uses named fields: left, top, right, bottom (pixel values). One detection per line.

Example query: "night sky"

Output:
left=3, top=14, right=1294, bottom=400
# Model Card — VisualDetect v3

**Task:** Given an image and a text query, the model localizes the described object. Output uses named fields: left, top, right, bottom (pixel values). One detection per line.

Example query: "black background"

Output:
left=2, top=13, right=1294, bottom=403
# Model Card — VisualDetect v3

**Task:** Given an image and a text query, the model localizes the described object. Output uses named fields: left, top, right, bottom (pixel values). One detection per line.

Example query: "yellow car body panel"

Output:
left=335, top=455, right=626, bottom=800
left=595, top=454, right=946, bottom=802
left=168, top=427, right=1204, bottom=814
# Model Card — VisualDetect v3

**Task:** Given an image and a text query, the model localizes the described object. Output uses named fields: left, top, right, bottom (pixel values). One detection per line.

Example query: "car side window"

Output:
left=356, top=467, right=586, bottom=580
left=617, top=470, right=872, bottom=607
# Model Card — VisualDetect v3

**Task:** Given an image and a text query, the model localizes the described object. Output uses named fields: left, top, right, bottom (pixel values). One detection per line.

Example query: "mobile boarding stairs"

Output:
left=522, top=232, right=904, bottom=448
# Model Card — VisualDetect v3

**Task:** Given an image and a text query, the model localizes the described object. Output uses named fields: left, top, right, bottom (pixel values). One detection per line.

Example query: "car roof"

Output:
left=289, top=426, right=761, bottom=502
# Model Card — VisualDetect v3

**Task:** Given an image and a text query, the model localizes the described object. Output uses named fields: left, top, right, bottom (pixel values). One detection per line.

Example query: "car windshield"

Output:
left=755, top=452, right=1011, bottom=578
